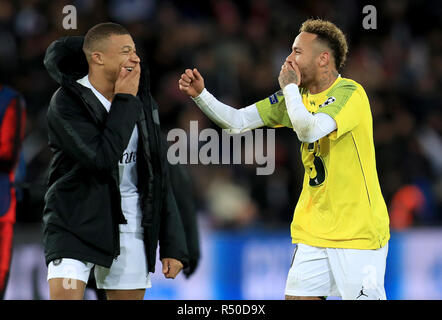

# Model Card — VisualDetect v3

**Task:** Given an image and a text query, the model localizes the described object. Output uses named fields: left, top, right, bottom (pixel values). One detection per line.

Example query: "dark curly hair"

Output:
left=300, top=19, right=348, bottom=70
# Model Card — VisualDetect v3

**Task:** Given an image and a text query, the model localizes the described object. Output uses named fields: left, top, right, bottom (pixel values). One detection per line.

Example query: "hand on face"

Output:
left=114, top=62, right=141, bottom=97
left=278, top=60, right=302, bottom=89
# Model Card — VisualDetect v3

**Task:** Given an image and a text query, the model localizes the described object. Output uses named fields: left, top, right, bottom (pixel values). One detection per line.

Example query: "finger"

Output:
left=285, top=61, right=293, bottom=68
left=185, top=69, right=196, bottom=81
left=127, top=63, right=141, bottom=79
left=162, top=260, right=169, bottom=274
left=287, top=60, right=297, bottom=69
left=170, top=263, right=180, bottom=274
left=118, top=67, right=129, bottom=79
left=181, top=73, right=191, bottom=81
left=193, top=68, right=202, bottom=80
left=125, top=62, right=140, bottom=75
left=172, top=262, right=182, bottom=273
left=120, top=70, right=135, bottom=84
left=290, top=61, right=301, bottom=73
left=120, top=63, right=139, bottom=80
left=167, top=268, right=178, bottom=279
left=165, top=268, right=176, bottom=279
left=181, top=74, right=192, bottom=83
left=179, top=85, right=190, bottom=92
left=179, top=80, right=190, bottom=88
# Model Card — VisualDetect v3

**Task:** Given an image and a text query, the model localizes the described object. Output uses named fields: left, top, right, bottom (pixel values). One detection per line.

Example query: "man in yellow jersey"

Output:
left=178, top=19, right=390, bottom=300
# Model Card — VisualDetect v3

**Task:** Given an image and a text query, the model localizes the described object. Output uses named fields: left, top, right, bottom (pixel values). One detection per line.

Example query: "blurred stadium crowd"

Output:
left=0, top=0, right=440, bottom=230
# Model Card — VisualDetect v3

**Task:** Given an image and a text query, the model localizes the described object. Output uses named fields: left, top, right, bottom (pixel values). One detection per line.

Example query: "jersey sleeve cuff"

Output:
left=191, top=88, right=210, bottom=103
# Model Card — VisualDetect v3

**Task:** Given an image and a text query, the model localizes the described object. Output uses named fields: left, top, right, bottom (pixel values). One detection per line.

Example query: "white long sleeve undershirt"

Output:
left=282, top=83, right=337, bottom=143
left=191, top=88, right=263, bottom=134
left=191, top=86, right=337, bottom=143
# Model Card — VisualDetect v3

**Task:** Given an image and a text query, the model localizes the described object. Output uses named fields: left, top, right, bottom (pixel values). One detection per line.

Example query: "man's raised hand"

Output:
left=114, top=63, right=141, bottom=97
left=278, top=61, right=301, bottom=89
left=178, top=68, right=205, bottom=98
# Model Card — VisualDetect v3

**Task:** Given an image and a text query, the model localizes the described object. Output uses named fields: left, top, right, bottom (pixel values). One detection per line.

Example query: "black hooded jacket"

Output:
left=42, top=36, right=189, bottom=272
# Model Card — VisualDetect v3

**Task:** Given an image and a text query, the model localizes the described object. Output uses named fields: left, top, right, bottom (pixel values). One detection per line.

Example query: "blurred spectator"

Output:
left=205, top=167, right=257, bottom=229
left=389, top=185, right=426, bottom=230
left=0, top=84, right=26, bottom=299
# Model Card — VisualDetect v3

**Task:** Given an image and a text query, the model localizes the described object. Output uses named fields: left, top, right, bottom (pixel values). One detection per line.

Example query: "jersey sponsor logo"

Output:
left=319, top=96, right=336, bottom=108
left=269, top=93, right=279, bottom=105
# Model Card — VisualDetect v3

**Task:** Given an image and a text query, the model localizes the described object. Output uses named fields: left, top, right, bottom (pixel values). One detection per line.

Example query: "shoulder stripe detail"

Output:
left=317, top=80, right=357, bottom=118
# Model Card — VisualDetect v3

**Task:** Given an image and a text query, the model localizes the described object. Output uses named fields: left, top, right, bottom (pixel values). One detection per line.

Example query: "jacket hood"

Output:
left=44, top=36, right=88, bottom=86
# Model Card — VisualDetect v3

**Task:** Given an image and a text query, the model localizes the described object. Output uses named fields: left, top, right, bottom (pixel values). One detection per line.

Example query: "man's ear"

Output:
left=90, top=51, right=104, bottom=65
left=318, top=51, right=330, bottom=68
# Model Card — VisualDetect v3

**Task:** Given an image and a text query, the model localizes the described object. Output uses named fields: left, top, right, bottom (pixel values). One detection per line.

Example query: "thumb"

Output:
left=193, top=68, right=202, bottom=80
left=162, top=260, right=169, bottom=274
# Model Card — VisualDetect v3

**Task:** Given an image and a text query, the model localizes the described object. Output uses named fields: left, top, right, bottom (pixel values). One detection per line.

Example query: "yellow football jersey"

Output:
left=256, top=76, right=390, bottom=249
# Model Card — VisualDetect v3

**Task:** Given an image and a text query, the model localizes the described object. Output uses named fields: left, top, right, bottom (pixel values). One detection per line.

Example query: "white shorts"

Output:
left=285, top=243, right=388, bottom=300
left=47, top=232, right=151, bottom=290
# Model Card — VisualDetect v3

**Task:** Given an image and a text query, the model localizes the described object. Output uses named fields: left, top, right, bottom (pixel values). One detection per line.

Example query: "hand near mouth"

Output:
left=114, top=63, right=140, bottom=97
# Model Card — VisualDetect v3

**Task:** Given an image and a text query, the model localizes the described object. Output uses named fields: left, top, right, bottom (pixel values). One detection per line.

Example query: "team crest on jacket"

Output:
left=319, top=96, right=336, bottom=108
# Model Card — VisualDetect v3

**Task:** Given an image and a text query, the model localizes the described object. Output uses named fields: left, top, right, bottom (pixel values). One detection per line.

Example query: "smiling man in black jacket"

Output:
left=43, top=22, right=189, bottom=300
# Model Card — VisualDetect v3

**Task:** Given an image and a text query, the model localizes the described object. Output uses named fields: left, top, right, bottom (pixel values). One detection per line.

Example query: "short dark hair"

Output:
left=83, top=22, right=129, bottom=58
left=299, top=19, right=348, bottom=70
